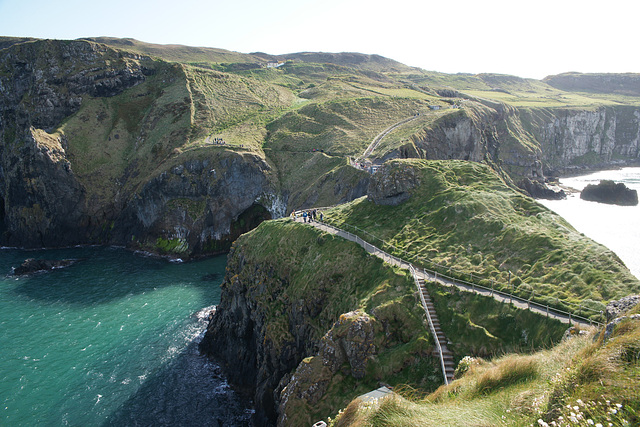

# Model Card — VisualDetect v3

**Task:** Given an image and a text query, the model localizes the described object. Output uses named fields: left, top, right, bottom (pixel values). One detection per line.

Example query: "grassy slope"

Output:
left=330, top=305, right=640, bottom=427
left=40, top=38, right=640, bottom=214
left=231, top=219, right=566, bottom=425
left=323, top=159, right=639, bottom=318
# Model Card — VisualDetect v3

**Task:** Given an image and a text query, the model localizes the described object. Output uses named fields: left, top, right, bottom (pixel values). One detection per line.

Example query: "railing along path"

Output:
left=292, top=214, right=602, bottom=330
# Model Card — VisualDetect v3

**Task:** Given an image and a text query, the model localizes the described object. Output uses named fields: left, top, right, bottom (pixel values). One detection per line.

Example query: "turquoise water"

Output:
left=0, top=247, right=251, bottom=426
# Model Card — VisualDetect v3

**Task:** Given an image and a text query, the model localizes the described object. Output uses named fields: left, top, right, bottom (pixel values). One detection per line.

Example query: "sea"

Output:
left=0, top=247, right=252, bottom=427
left=539, top=167, right=640, bottom=280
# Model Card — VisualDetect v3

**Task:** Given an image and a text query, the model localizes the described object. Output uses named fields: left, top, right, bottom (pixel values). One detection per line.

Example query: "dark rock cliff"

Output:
left=199, top=221, right=436, bottom=426
left=0, top=39, right=284, bottom=254
left=0, top=39, right=154, bottom=247
left=382, top=100, right=640, bottom=198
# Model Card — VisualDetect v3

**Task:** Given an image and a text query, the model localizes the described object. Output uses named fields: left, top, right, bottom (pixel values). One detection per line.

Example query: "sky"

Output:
left=0, top=0, right=637, bottom=79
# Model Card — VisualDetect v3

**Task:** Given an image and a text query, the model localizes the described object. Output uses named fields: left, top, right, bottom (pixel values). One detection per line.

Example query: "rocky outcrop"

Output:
left=606, top=295, right=640, bottom=321
left=199, top=220, right=436, bottom=426
left=368, top=161, right=420, bottom=205
left=113, top=151, right=281, bottom=256
left=0, top=39, right=283, bottom=255
left=0, top=39, right=153, bottom=247
left=10, top=257, right=78, bottom=276
left=580, top=180, right=638, bottom=206
left=519, top=177, right=566, bottom=200
left=276, top=311, right=381, bottom=425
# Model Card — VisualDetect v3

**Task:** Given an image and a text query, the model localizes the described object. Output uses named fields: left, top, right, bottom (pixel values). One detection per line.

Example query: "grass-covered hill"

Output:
left=202, top=217, right=568, bottom=426
left=323, top=159, right=640, bottom=319
left=203, top=159, right=638, bottom=425
left=2, top=35, right=640, bottom=255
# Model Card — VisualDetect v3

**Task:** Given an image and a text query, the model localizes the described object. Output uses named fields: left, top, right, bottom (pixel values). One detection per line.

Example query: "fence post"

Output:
left=491, top=280, right=494, bottom=296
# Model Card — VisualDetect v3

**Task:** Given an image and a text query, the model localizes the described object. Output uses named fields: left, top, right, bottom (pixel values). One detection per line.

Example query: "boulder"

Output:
left=580, top=180, right=638, bottom=206
left=606, top=295, right=640, bottom=321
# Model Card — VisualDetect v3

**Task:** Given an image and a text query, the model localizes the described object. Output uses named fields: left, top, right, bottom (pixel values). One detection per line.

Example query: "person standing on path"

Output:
left=303, top=211, right=308, bottom=223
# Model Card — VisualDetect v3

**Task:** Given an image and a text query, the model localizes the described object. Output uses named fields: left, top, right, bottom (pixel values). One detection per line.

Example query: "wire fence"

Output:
left=293, top=211, right=605, bottom=327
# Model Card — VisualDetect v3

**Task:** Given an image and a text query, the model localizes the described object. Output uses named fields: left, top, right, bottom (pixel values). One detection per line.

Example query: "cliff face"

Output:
left=114, top=152, right=282, bottom=256
left=0, top=39, right=154, bottom=246
left=392, top=101, right=640, bottom=191
left=534, top=106, right=640, bottom=172
left=199, top=221, right=437, bottom=426
left=0, top=39, right=283, bottom=254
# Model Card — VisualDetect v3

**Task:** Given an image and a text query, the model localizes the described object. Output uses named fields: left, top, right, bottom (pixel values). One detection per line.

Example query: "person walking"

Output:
left=303, top=211, right=308, bottom=223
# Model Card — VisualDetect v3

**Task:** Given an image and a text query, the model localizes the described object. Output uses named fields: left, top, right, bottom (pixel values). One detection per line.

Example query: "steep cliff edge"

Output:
left=199, top=220, right=438, bottom=426
left=0, top=39, right=286, bottom=254
left=383, top=100, right=640, bottom=195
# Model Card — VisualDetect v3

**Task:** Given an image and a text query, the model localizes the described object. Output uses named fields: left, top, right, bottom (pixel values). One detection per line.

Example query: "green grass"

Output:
left=227, top=218, right=574, bottom=425
left=322, top=159, right=639, bottom=317
left=330, top=318, right=640, bottom=426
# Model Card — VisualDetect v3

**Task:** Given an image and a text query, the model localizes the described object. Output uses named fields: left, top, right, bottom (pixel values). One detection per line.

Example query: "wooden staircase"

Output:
left=417, top=276, right=455, bottom=384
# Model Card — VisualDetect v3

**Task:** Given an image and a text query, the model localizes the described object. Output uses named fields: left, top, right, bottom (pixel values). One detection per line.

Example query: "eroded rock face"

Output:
left=113, top=152, right=280, bottom=256
left=0, top=39, right=153, bottom=248
left=0, top=128, right=87, bottom=247
left=580, top=180, right=638, bottom=206
left=368, top=162, right=420, bottom=205
left=277, top=311, right=377, bottom=426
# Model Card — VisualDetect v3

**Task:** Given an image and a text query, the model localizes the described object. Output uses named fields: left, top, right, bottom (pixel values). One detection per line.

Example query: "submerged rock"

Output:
left=580, top=180, right=638, bottom=206
left=11, top=258, right=78, bottom=276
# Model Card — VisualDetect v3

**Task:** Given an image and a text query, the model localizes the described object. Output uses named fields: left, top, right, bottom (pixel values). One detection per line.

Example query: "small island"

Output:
left=580, top=180, right=638, bottom=206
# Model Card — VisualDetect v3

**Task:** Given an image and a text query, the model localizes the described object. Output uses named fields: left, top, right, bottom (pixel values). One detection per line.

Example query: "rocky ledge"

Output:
left=580, top=180, right=638, bottom=206
left=11, top=258, right=78, bottom=276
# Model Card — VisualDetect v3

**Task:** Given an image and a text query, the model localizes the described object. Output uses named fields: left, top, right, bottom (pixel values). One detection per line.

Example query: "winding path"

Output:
left=359, top=114, right=421, bottom=161
left=294, top=215, right=600, bottom=383
left=294, top=216, right=597, bottom=329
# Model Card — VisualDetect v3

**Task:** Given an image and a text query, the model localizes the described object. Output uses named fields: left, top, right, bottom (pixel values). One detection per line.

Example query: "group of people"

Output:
left=291, top=209, right=323, bottom=223
left=210, top=137, right=226, bottom=145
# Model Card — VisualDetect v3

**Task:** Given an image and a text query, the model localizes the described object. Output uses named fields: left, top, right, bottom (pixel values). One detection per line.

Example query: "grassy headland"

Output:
left=220, top=217, right=566, bottom=425
left=323, top=159, right=639, bottom=319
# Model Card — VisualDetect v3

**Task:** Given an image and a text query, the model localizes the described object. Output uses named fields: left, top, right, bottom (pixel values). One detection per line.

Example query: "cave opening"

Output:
left=202, top=203, right=272, bottom=254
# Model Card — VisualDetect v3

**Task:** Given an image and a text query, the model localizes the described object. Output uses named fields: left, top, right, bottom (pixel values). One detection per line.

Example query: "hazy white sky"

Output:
left=0, top=0, right=637, bottom=79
